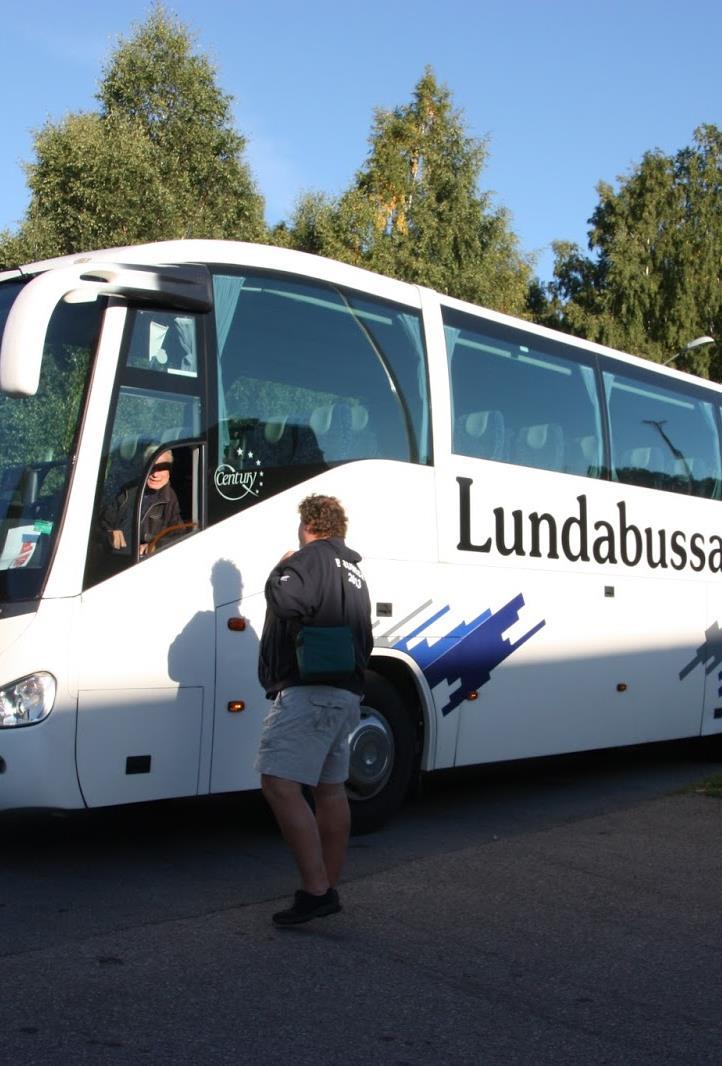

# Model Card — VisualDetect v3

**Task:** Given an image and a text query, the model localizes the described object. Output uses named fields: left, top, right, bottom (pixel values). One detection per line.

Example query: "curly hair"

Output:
left=298, top=494, right=348, bottom=539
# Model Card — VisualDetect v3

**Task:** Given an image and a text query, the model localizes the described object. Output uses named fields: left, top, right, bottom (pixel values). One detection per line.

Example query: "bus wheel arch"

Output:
left=347, top=662, right=424, bottom=835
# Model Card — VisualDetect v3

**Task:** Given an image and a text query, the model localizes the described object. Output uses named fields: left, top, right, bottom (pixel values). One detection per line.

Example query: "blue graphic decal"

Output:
left=393, top=593, right=545, bottom=715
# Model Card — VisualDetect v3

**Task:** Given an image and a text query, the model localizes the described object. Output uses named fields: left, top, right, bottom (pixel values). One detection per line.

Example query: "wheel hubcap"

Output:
left=347, top=710, right=395, bottom=800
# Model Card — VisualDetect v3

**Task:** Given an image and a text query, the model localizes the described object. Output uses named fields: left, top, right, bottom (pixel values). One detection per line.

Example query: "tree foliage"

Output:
left=0, top=4, right=265, bottom=267
left=282, top=69, right=531, bottom=315
left=538, top=125, right=722, bottom=378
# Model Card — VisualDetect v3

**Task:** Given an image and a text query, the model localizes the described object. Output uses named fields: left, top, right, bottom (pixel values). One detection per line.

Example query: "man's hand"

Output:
left=109, top=529, right=127, bottom=550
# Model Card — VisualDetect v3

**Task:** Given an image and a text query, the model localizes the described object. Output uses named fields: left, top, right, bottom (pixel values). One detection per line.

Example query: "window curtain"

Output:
left=212, top=275, right=246, bottom=462
left=400, top=313, right=431, bottom=464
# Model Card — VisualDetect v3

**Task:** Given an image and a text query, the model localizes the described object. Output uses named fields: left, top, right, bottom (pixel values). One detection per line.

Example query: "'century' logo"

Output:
left=214, top=462, right=264, bottom=501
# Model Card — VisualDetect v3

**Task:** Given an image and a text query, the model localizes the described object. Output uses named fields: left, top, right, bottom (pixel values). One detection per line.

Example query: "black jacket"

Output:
left=258, top=536, right=373, bottom=697
left=100, top=481, right=182, bottom=550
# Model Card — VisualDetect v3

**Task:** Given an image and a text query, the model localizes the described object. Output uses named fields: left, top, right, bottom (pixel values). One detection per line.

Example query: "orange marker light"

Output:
left=467, top=690, right=479, bottom=701
left=227, top=617, right=246, bottom=631
left=227, top=701, right=246, bottom=713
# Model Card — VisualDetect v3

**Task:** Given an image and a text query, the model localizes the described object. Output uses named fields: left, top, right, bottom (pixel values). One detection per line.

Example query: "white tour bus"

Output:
left=1, top=239, right=721, bottom=830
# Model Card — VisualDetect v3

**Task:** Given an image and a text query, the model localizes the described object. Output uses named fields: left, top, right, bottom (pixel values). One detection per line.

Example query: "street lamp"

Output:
left=663, top=335, right=715, bottom=366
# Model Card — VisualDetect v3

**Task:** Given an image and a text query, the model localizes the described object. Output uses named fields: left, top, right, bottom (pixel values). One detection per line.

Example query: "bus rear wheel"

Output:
left=347, top=671, right=416, bottom=835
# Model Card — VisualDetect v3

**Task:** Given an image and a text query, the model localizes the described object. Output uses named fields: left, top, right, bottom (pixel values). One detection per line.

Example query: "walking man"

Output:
left=255, top=494, right=373, bottom=926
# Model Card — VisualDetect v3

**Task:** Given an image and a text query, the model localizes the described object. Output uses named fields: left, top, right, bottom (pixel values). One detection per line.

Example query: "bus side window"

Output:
left=605, top=368, right=722, bottom=499
left=444, top=306, right=603, bottom=478
left=209, top=270, right=429, bottom=523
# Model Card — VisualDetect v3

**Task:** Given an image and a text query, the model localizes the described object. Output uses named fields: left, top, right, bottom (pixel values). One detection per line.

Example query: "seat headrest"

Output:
left=264, top=418, right=287, bottom=444
left=524, top=424, right=552, bottom=450
left=310, top=404, right=333, bottom=436
left=464, top=411, right=499, bottom=437
left=627, top=446, right=661, bottom=468
left=119, top=435, right=138, bottom=461
left=579, top=435, right=598, bottom=461
left=161, top=426, right=186, bottom=443
left=310, top=403, right=363, bottom=436
left=351, top=405, right=369, bottom=431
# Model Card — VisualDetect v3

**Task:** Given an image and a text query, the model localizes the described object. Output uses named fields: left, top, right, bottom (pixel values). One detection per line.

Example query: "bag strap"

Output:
left=316, top=538, right=346, bottom=620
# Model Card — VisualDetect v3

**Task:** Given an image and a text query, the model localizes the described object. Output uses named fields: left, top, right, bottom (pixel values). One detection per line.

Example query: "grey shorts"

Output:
left=254, top=685, right=362, bottom=786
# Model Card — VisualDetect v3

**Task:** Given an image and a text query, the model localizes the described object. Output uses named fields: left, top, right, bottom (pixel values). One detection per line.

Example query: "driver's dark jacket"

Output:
left=100, top=481, right=182, bottom=549
left=258, top=536, right=373, bottom=698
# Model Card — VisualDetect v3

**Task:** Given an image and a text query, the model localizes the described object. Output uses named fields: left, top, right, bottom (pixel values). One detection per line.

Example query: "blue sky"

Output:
left=2, top=0, right=721, bottom=281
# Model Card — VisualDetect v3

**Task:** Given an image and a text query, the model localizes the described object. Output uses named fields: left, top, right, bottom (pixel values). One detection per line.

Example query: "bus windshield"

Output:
left=0, top=278, right=103, bottom=604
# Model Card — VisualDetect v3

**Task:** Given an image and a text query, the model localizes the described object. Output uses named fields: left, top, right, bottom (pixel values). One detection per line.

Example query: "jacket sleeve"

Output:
left=98, top=490, right=125, bottom=533
left=166, top=488, right=183, bottom=528
left=265, top=551, right=321, bottom=622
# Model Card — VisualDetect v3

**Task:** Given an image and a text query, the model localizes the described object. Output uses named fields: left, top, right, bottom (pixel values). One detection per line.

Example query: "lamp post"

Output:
left=663, top=335, right=715, bottom=367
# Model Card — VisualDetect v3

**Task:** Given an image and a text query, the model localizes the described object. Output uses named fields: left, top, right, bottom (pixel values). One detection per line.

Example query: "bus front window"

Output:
left=0, top=281, right=101, bottom=603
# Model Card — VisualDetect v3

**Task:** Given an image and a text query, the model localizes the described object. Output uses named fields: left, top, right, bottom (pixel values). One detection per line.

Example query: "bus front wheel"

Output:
left=347, top=671, right=416, bottom=835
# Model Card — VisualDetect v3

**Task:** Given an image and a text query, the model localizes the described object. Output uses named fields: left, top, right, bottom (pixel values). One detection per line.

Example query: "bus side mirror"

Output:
left=0, top=261, right=212, bottom=397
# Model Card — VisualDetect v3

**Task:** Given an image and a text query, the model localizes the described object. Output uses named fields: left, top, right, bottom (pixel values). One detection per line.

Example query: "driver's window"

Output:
left=84, top=385, right=202, bottom=588
left=125, top=310, right=198, bottom=378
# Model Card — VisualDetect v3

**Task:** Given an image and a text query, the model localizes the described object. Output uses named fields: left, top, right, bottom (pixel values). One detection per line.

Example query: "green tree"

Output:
left=0, top=4, right=265, bottom=267
left=283, top=69, right=531, bottom=315
left=539, top=126, right=722, bottom=378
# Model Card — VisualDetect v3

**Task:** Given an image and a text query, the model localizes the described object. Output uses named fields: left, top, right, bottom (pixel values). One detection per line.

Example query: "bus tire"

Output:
left=347, top=670, right=416, bottom=835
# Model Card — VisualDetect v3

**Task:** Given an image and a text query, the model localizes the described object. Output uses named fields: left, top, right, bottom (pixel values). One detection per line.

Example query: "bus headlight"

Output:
left=0, top=673, right=57, bottom=727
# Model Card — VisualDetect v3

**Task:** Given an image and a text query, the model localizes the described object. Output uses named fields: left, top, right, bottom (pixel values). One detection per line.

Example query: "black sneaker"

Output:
left=272, top=888, right=342, bottom=927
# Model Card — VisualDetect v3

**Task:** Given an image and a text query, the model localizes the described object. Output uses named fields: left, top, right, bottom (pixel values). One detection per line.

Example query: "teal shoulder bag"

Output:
left=295, top=547, right=355, bottom=680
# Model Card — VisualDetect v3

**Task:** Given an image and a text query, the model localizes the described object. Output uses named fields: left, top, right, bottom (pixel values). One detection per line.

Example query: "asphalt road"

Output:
left=3, top=738, right=722, bottom=1065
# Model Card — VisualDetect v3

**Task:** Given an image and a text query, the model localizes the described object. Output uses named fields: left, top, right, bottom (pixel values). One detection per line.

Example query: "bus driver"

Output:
left=100, top=446, right=182, bottom=556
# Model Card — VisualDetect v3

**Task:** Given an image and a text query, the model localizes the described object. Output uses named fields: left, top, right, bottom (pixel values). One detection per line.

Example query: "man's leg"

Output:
left=312, top=781, right=351, bottom=888
left=260, top=773, right=329, bottom=895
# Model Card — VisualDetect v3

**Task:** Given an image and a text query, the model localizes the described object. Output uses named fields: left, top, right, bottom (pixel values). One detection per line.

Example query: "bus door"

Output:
left=75, top=307, right=211, bottom=807
left=210, top=583, right=267, bottom=795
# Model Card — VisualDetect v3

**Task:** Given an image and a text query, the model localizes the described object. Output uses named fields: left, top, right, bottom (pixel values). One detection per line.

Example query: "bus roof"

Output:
left=1, top=237, right=718, bottom=395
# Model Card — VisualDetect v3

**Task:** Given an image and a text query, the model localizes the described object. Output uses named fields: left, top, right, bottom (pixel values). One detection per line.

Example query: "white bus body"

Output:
left=0, top=240, right=720, bottom=829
